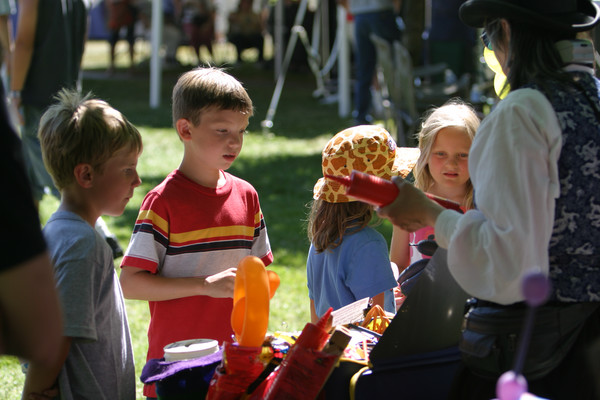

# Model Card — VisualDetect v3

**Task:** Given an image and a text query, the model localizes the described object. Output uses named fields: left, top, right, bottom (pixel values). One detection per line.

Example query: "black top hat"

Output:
left=459, top=0, right=600, bottom=32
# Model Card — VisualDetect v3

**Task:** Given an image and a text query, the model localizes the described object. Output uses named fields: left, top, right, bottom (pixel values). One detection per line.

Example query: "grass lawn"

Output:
left=0, top=40, right=401, bottom=398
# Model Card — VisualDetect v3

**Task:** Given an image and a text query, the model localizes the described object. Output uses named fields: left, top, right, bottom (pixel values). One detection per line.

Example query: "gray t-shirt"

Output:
left=44, top=211, right=135, bottom=400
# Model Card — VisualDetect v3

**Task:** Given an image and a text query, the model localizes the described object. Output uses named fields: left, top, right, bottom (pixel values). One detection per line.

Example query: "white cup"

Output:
left=163, top=338, right=219, bottom=362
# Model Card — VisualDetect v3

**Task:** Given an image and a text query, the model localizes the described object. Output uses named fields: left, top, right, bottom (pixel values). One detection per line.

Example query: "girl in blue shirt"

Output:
left=306, top=125, right=419, bottom=322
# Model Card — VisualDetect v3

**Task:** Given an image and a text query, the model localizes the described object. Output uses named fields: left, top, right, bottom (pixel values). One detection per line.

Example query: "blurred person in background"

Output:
left=339, top=0, right=403, bottom=125
left=227, top=0, right=267, bottom=66
left=105, top=0, right=139, bottom=75
left=10, top=0, right=126, bottom=258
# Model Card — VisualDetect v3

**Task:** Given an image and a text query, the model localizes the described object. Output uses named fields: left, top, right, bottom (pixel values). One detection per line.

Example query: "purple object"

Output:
left=512, top=272, right=552, bottom=375
left=496, top=371, right=527, bottom=400
left=521, top=272, right=551, bottom=307
left=141, top=348, right=223, bottom=383
left=495, top=272, right=553, bottom=400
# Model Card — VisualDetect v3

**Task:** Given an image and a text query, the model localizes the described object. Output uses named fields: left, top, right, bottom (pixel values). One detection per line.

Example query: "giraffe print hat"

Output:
left=313, top=125, right=420, bottom=203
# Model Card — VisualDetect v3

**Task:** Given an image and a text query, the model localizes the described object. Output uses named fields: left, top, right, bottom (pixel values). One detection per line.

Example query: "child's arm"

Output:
left=22, top=337, right=71, bottom=400
left=310, top=299, right=318, bottom=324
left=389, top=226, right=410, bottom=272
left=120, top=266, right=237, bottom=301
left=371, top=292, right=387, bottom=311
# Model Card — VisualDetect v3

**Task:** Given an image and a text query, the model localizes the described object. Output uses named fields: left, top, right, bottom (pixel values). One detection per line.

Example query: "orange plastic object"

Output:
left=231, top=256, right=279, bottom=347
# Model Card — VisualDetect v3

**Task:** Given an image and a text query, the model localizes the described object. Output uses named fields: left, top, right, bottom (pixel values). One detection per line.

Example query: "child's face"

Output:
left=183, top=108, right=249, bottom=172
left=427, top=127, right=471, bottom=192
left=91, top=147, right=141, bottom=217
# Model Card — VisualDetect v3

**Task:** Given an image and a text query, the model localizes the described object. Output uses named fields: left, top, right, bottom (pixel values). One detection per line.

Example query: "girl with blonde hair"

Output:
left=390, top=99, right=480, bottom=275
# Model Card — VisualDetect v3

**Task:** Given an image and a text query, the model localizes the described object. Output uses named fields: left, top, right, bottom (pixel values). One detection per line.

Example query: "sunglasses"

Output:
left=480, top=31, right=492, bottom=51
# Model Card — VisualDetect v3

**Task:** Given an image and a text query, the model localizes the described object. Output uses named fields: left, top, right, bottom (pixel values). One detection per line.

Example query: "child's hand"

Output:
left=25, top=385, right=59, bottom=400
left=394, top=287, right=406, bottom=311
left=203, top=268, right=237, bottom=298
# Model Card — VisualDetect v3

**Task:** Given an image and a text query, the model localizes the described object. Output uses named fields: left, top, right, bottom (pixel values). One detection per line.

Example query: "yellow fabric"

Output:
left=484, top=47, right=510, bottom=99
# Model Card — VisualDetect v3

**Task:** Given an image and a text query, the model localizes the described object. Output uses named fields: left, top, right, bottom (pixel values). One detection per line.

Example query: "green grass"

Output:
left=1, top=40, right=404, bottom=398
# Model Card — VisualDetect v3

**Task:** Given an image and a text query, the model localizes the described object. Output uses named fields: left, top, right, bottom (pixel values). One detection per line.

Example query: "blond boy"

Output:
left=23, top=89, right=142, bottom=399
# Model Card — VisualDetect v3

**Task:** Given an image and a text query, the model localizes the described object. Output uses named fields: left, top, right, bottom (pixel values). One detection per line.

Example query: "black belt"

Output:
left=473, top=299, right=576, bottom=309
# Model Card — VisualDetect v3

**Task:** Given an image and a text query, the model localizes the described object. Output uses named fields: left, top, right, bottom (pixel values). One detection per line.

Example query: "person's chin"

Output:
left=107, top=204, right=128, bottom=217
left=222, top=158, right=236, bottom=169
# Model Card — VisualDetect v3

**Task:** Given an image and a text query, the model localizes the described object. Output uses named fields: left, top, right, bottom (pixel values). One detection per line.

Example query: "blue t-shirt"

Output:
left=307, top=226, right=397, bottom=317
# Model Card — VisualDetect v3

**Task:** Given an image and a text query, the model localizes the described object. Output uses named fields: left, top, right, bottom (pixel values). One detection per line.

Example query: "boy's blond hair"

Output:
left=38, top=89, right=142, bottom=191
left=172, top=67, right=253, bottom=127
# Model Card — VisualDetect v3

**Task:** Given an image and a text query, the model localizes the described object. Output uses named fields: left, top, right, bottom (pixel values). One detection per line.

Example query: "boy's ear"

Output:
left=176, top=119, right=192, bottom=141
left=73, top=163, right=94, bottom=188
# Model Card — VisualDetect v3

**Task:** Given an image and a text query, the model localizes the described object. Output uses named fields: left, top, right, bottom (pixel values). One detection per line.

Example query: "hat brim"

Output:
left=313, top=147, right=420, bottom=203
left=391, top=147, right=421, bottom=179
left=459, top=0, right=600, bottom=32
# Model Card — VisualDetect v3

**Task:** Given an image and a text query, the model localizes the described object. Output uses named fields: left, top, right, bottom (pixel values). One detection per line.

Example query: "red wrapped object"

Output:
left=263, top=309, right=336, bottom=400
left=244, top=337, right=291, bottom=399
left=326, top=171, right=463, bottom=212
left=206, top=342, right=265, bottom=400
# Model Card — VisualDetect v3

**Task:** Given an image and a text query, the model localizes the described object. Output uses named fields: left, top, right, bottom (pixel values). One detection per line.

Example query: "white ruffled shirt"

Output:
left=435, top=86, right=564, bottom=304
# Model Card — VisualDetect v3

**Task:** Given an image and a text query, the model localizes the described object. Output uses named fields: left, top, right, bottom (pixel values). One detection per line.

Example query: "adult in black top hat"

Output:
left=459, top=0, right=600, bottom=32
left=378, top=1, right=600, bottom=399
left=459, top=0, right=600, bottom=93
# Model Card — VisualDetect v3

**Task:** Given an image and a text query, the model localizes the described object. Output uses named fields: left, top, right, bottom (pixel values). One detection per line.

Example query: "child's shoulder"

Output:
left=45, top=210, right=91, bottom=234
left=151, top=170, right=181, bottom=191
left=225, top=171, right=255, bottom=190
left=226, top=173, right=263, bottom=202
left=227, top=169, right=265, bottom=188
left=43, top=211, right=99, bottom=253
left=344, top=226, right=385, bottom=245
left=142, top=171, right=259, bottom=207
left=142, top=170, right=188, bottom=200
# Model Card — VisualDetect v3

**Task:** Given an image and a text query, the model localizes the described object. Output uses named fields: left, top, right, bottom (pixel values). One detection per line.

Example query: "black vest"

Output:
left=531, top=72, right=600, bottom=302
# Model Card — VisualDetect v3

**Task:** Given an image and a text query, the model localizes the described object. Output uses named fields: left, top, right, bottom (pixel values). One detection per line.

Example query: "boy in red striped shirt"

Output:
left=120, top=67, right=273, bottom=399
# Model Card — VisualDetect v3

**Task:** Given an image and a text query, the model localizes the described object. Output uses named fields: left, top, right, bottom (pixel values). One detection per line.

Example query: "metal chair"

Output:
left=370, top=33, right=470, bottom=146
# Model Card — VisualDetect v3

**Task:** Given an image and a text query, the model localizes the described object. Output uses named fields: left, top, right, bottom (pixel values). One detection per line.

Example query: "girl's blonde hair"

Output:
left=307, top=200, right=376, bottom=252
left=412, top=99, right=480, bottom=209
